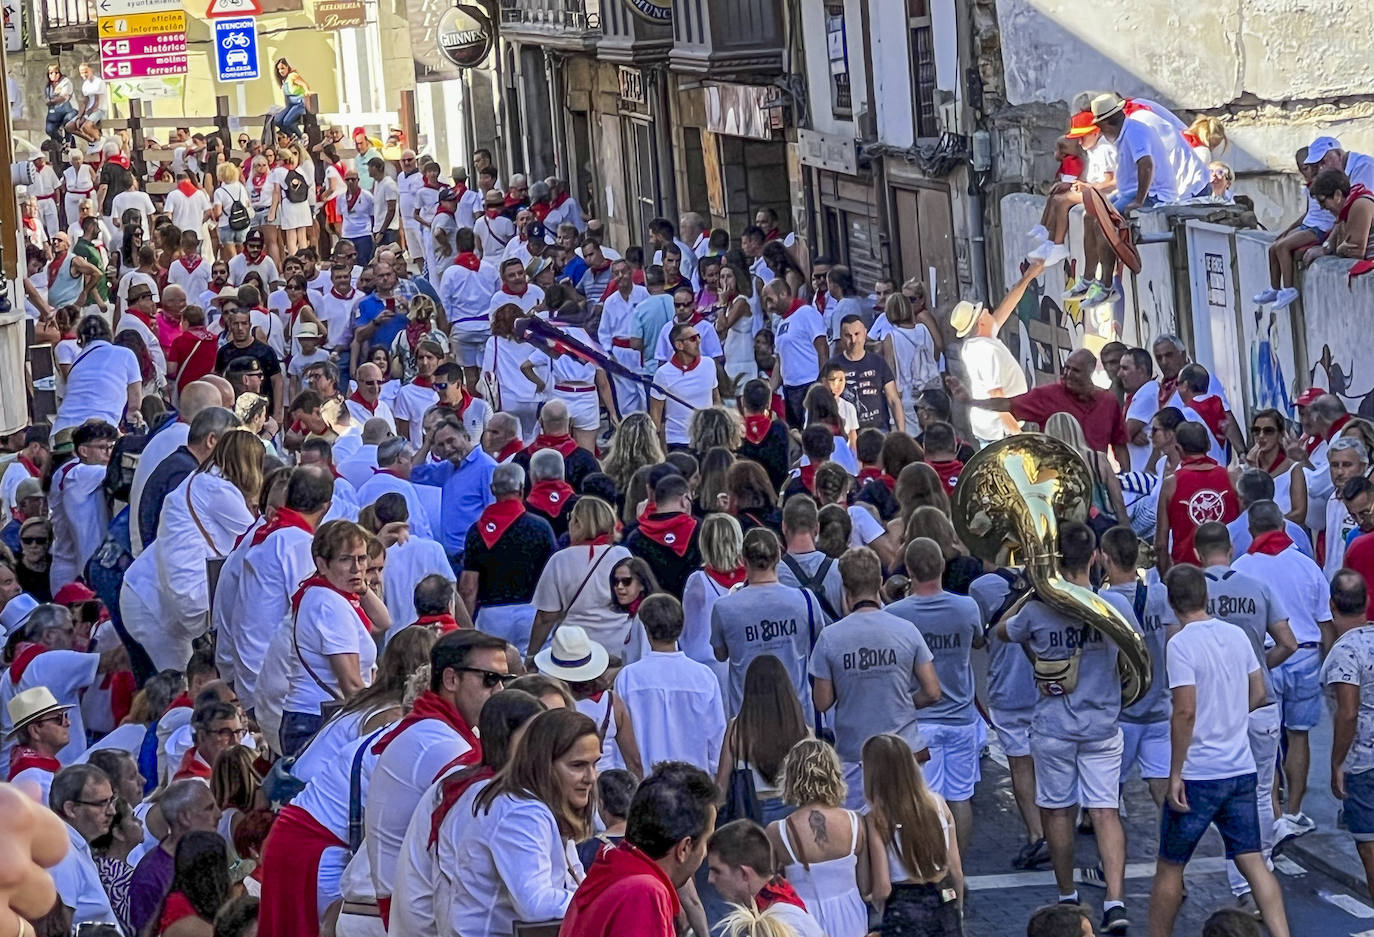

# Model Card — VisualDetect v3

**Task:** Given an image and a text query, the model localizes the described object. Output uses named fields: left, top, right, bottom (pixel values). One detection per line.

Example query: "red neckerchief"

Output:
left=495, top=438, right=523, bottom=463
left=528, top=479, right=575, bottom=518
left=500, top=284, right=528, bottom=298
left=781, top=297, right=805, bottom=319
left=1328, top=413, right=1354, bottom=442
left=928, top=458, right=964, bottom=491
left=1262, top=449, right=1286, bottom=475
left=8, top=747, right=60, bottom=782
left=250, top=171, right=267, bottom=190
left=428, top=764, right=495, bottom=848
left=763, top=227, right=782, bottom=242
left=175, top=179, right=199, bottom=198
left=168, top=693, right=192, bottom=711
left=705, top=564, right=747, bottom=590
left=250, top=506, right=315, bottom=547
left=1180, top=454, right=1220, bottom=471
left=125, top=306, right=153, bottom=328
left=290, top=576, right=372, bottom=634
left=857, top=466, right=897, bottom=491
left=1181, top=130, right=1205, bottom=148
left=742, top=414, right=773, bottom=445
left=1157, top=375, right=1178, bottom=409
left=1339, top=185, right=1374, bottom=222
left=372, top=689, right=481, bottom=760
left=528, top=433, right=578, bottom=458
left=585, top=532, right=611, bottom=559
left=1185, top=394, right=1228, bottom=447
left=453, top=182, right=468, bottom=198
left=22, top=215, right=37, bottom=235
left=17, top=455, right=41, bottom=478
left=346, top=188, right=362, bottom=212
left=47, top=251, right=67, bottom=281
left=178, top=254, right=202, bottom=273
left=530, top=202, right=551, bottom=222
left=435, top=203, right=456, bottom=217
left=476, top=496, right=525, bottom=548
left=411, top=374, right=434, bottom=389
left=636, top=511, right=698, bottom=557
left=1248, top=529, right=1295, bottom=556
left=413, top=613, right=459, bottom=634
left=288, top=295, right=309, bottom=328
left=348, top=390, right=378, bottom=414
left=484, top=207, right=503, bottom=220
left=798, top=463, right=818, bottom=493
left=455, top=252, right=481, bottom=272
left=551, top=191, right=570, bottom=210
left=670, top=352, right=702, bottom=372
left=453, top=386, right=475, bottom=417
left=173, top=747, right=212, bottom=780
left=504, top=192, right=523, bottom=208
left=756, top=877, right=807, bottom=912
left=9, top=644, right=46, bottom=684
left=330, top=286, right=355, bottom=300
left=244, top=248, right=266, bottom=266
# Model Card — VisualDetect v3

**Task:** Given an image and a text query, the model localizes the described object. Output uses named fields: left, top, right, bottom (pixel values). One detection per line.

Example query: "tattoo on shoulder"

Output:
left=809, top=809, right=828, bottom=846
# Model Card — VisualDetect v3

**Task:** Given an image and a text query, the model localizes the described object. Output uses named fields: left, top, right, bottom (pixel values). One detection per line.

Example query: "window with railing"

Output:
left=42, top=0, right=96, bottom=38
left=499, top=0, right=600, bottom=30
left=908, top=0, right=938, bottom=138
left=826, top=2, right=851, bottom=118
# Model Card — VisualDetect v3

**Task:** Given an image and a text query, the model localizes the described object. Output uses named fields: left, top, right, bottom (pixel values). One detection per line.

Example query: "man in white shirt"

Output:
left=1120, top=347, right=1162, bottom=472
left=615, top=594, right=724, bottom=773
left=1230, top=501, right=1333, bottom=844
left=5, top=686, right=71, bottom=802
left=441, top=227, right=500, bottom=385
left=762, top=279, right=826, bottom=428
left=128, top=380, right=224, bottom=556
left=163, top=171, right=211, bottom=237
left=1, top=427, right=50, bottom=519
left=28, top=154, right=62, bottom=237
left=355, top=437, right=435, bottom=540
left=340, top=169, right=376, bottom=266
left=450, top=166, right=483, bottom=229
left=1325, top=442, right=1370, bottom=578
left=345, top=362, right=397, bottom=432
left=650, top=320, right=720, bottom=450
left=1150, top=564, right=1291, bottom=937
left=648, top=216, right=698, bottom=284
left=473, top=190, right=516, bottom=259
left=1305, top=136, right=1374, bottom=192
left=48, top=421, right=117, bottom=591
left=598, top=260, right=650, bottom=414
left=49, top=764, right=125, bottom=932
left=395, top=150, right=424, bottom=264
left=368, top=159, right=401, bottom=253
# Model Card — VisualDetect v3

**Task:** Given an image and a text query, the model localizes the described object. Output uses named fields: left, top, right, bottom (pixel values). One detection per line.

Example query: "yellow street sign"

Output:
left=98, top=10, right=187, bottom=36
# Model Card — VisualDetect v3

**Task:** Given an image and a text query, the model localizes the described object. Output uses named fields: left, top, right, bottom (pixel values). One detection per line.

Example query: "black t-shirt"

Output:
left=828, top=352, right=895, bottom=430
left=513, top=447, right=600, bottom=494
left=737, top=419, right=790, bottom=492
left=462, top=513, right=558, bottom=606
left=98, top=162, right=134, bottom=215
left=527, top=495, right=579, bottom=542
left=626, top=519, right=702, bottom=597
left=215, top=340, right=283, bottom=410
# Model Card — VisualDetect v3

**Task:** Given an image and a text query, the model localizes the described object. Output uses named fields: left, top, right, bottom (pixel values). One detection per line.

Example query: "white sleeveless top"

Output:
left=777, top=809, right=869, bottom=937
left=884, top=795, right=953, bottom=883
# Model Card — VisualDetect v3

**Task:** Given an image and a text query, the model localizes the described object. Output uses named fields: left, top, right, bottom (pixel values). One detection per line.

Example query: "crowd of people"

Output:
left=7, top=91, right=1374, bottom=937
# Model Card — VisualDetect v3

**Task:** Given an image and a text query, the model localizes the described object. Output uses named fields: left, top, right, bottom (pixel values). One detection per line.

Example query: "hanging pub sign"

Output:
left=437, top=3, right=493, bottom=68
left=624, top=0, right=669, bottom=25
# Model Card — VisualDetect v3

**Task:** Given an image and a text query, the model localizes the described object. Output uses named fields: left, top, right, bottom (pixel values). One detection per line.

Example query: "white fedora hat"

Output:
left=6, top=686, right=72, bottom=738
left=533, top=625, right=610, bottom=683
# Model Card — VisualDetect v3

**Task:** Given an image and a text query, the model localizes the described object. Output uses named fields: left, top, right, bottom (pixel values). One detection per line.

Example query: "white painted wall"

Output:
left=870, top=0, right=914, bottom=149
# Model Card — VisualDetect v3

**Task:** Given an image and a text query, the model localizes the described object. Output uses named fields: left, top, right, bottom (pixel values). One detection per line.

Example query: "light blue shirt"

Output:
left=1226, top=510, right=1313, bottom=559
left=411, top=446, right=496, bottom=557
left=632, top=294, right=674, bottom=377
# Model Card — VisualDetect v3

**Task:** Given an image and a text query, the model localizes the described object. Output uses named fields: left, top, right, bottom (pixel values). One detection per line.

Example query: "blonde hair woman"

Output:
left=682, top=512, right=744, bottom=671
left=213, top=161, right=253, bottom=260
left=602, top=413, right=665, bottom=503
left=1186, top=115, right=1229, bottom=164
left=766, top=738, right=870, bottom=937
left=526, top=496, right=634, bottom=657
left=1043, top=411, right=1128, bottom=527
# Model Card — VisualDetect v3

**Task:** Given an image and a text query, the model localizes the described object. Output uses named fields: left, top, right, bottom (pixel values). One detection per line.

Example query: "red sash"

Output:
left=259, top=805, right=348, bottom=937
left=290, top=577, right=372, bottom=634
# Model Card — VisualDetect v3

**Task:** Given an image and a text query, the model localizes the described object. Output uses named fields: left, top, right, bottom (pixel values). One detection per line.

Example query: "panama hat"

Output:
left=295, top=321, right=322, bottom=340
left=949, top=300, right=986, bottom=339
left=533, top=625, right=609, bottom=683
left=1089, top=93, right=1126, bottom=124
left=6, top=687, right=72, bottom=739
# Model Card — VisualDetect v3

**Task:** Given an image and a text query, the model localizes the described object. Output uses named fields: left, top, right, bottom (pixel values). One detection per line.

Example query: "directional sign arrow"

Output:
left=103, top=62, right=118, bottom=77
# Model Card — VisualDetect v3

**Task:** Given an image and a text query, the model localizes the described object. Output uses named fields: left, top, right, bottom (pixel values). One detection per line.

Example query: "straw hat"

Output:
left=6, top=687, right=72, bottom=739
left=948, top=300, right=986, bottom=339
left=533, top=626, right=609, bottom=683
left=1089, top=93, right=1126, bottom=123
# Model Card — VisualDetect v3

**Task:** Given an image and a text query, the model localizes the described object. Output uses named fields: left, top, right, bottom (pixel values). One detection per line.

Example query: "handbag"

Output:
left=719, top=747, right=762, bottom=826
left=291, top=591, right=346, bottom=721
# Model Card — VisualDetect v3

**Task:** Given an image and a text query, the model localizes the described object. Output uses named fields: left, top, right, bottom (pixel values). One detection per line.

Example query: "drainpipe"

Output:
left=856, top=0, right=891, bottom=277
left=957, top=0, right=990, bottom=301
left=545, top=50, right=568, bottom=179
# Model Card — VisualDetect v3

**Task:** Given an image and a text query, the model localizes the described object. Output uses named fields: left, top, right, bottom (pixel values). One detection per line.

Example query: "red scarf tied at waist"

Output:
left=528, top=479, right=575, bottom=518
left=528, top=433, right=578, bottom=459
left=250, top=506, right=315, bottom=547
left=290, top=576, right=372, bottom=635
left=259, top=805, right=348, bottom=937
left=8, top=747, right=60, bottom=781
left=705, top=564, right=747, bottom=590
left=1247, top=529, right=1295, bottom=556
left=742, top=414, right=773, bottom=445
left=636, top=512, right=698, bottom=557
left=373, top=689, right=481, bottom=762
left=475, top=497, right=525, bottom=548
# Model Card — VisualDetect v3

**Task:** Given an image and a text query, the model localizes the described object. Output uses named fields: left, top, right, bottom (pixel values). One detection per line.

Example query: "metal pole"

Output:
left=0, top=31, right=19, bottom=280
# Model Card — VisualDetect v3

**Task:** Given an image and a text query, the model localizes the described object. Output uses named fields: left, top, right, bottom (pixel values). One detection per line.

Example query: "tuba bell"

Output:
left=951, top=433, right=1151, bottom=707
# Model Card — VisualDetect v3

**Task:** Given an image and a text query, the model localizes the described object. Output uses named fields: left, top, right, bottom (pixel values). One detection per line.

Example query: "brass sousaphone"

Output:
left=952, top=433, right=1151, bottom=706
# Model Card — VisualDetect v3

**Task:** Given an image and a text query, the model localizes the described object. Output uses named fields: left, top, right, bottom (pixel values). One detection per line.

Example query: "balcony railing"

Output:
left=499, top=0, right=602, bottom=51
left=41, top=0, right=98, bottom=44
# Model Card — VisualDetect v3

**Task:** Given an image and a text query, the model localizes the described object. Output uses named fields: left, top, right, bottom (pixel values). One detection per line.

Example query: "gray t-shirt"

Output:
left=711, top=581, right=821, bottom=716
left=809, top=608, right=934, bottom=763
left=1204, top=564, right=1288, bottom=706
left=886, top=591, right=982, bottom=725
left=969, top=572, right=1037, bottom=712
left=1322, top=625, right=1374, bottom=774
left=1103, top=580, right=1176, bottom=725
left=1004, top=591, right=1131, bottom=742
left=778, top=550, right=846, bottom=622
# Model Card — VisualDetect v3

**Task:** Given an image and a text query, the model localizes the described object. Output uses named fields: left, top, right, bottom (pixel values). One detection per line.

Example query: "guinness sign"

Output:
left=437, top=3, right=493, bottom=68
left=625, top=0, right=670, bottom=24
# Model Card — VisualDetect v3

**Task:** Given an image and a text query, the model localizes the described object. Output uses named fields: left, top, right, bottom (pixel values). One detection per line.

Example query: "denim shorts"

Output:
left=1159, top=773, right=1261, bottom=864
left=1274, top=646, right=1323, bottom=731
left=219, top=224, right=248, bottom=245
left=1111, top=191, right=1159, bottom=213
left=1344, top=767, right=1374, bottom=842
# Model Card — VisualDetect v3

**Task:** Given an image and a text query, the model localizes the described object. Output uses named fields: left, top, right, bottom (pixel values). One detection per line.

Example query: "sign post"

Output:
left=97, top=0, right=187, bottom=81
left=213, top=17, right=259, bottom=82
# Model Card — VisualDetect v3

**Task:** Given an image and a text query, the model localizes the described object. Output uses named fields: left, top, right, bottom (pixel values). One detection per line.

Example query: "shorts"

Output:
left=1158, top=772, right=1261, bottom=864
left=1343, top=767, right=1374, bottom=843
left=254, top=208, right=273, bottom=229
left=452, top=333, right=489, bottom=367
left=1274, top=646, right=1322, bottom=731
left=219, top=224, right=249, bottom=245
left=86, top=107, right=106, bottom=124
left=1110, top=191, right=1160, bottom=213
left=990, top=706, right=1033, bottom=758
left=474, top=602, right=536, bottom=656
left=922, top=721, right=985, bottom=802
left=557, top=389, right=601, bottom=432
left=1031, top=728, right=1123, bottom=810
left=1120, top=719, right=1171, bottom=780
left=1298, top=224, right=1331, bottom=241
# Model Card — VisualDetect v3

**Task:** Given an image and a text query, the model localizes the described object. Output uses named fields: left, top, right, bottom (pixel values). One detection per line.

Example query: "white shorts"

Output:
left=475, top=602, right=536, bottom=656
left=1031, top=728, right=1124, bottom=810
left=452, top=332, right=489, bottom=367
left=557, top=389, right=601, bottom=432
left=990, top=706, right=1033, bottom=759
left=922, top=721, right=986, bottom=802
left=1120, top=719, right=1171, bottom=781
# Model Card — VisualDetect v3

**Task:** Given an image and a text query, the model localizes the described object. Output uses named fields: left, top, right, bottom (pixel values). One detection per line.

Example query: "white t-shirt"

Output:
left=81, top=76, right=107, bottom=112
left=651, top=357, right=718, bottom=445
left=961, top=335, right=1026, bottom=442
left=341, top=190, right=375, bottom=239
left=1344, top=152, right=1374, bottom=191
left=284, top=586, right=378, bottom=712
left=1231, top=547, right=1331, bottom=645
left=473, top=213, right=516, bottom=259
left=382, top=536, right=455, bottom=644
left=213, top=181, right=253, bottom=230
left=654, top=318, right=724, bottom=363
left=1114, top=118, right=1178, bottom=203
left=531, top=544, right=633, bottom=651
left=164, top=185, right=212, bottom=233
left=391, top=381, right=440, bottom=446
left=372, top=176, right=401, bottom=233
left=775, top=304, right=827, bottom=386
left=615, top=650, right=725, bottom=774
left=1125, top=379, right=1161, bottom=472
left=1084, top=138, right=1119, bottom=185
left=481, top=336, right=541, bottom=405
left=1130, top=105, right=1207, bottom=199
left=1166, top=617, right=1260, bottom=780
left=848, top=504, right=886, bottom=548
left=51, top=340, right=141, bottom=434
left=110, top=189, right=155, bottom=235
left=114, top=310, right=167, bottom=376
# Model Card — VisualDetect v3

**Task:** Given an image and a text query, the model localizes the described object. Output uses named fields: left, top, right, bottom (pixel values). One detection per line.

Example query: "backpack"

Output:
left=284, top=169, right=310, bottom=203
left=227, top=186, right=251, bottom=230
left=780, top=553, right=840, bottom=622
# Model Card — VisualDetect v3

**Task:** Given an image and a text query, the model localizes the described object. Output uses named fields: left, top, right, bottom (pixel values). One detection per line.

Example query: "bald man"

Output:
left=129, top=380, right=225, bottom=555
left=950, top=347, right=1129, bottom=467
left=346, top=362, right=397, bottom=432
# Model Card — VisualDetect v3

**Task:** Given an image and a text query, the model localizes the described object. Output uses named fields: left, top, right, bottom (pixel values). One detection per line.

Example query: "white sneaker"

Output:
left=1063, top=280, right=1092, bottom=301
left=1027, top=241, right=1053, bottom=262
left=1027, top=224, right=1050, bottom=241
left=1042, top=242, right=1070, bottom=266
left=1252, top=288, right=1279, bottom=304
left=1274, top=287, right=1300, bottom=310
left=1273, top=811, right=1316, bottom=847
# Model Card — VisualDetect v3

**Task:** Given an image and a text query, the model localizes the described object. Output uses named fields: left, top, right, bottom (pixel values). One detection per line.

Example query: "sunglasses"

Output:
left=360, top=379, right=383, bottom=386
left=678, top=334, right=701, bottom=343
left=674, top=300, right=695, bottom=307
left=1251, top=425, right=1280, bottom=435
left=458, top=667, right=516, bottom=689
left=433, top=382, right=449, bottom=391
left=21, top=536, right=49, bottom=545
left=613, top=577, right=637, bottom=587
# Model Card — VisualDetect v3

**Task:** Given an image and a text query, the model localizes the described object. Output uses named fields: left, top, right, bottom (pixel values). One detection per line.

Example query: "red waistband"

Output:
left=611, top=337, right=636, bottom=348
left=555, top=383, right=594, bottom=392
left=34, top=193, right=57, bottom=200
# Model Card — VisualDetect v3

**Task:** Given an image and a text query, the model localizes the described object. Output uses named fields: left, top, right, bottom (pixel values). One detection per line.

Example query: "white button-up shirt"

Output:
left=615, top=648, right=726, bottom=774
left=51, top=823, right=124, bottom=933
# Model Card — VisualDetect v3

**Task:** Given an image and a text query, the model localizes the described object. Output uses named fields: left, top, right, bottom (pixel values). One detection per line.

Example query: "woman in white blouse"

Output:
left=682, top=513, right=744, bottom=684
left=442, top=707, right=599, bottom=937
left=527, top=496, right=633, bottom=657
left=279, top=519, right=391, bottom=756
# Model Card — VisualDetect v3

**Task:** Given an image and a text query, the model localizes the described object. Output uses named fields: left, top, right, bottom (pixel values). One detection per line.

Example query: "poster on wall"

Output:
left=2, top=0, right=22, bottom=52
left=1233, top=230, right=1298, bottom=419
left=700, top=129, right=724, bottom=218
left=1183, top=221, right=1245, bottom=423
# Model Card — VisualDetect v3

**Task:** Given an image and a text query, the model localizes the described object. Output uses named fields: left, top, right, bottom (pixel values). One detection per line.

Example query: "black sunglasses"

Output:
left=21, top=536, right=49, bottom=545
left=458, top=667, right=515, bottom=689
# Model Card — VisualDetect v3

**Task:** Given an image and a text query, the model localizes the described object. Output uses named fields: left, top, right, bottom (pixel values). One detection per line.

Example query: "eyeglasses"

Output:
left=202, top=726, right=239, bottom=742
left=678, top=334, right=701, bottom=344
left=1251, top=425, right=1279, bottom=435
left=73, top=794, right=116, bottom=810
left=433, top=382, right=449, bottom=391
left=458, top=667, right=516, bottom=689
left=34, top=712, right=70, bottom=727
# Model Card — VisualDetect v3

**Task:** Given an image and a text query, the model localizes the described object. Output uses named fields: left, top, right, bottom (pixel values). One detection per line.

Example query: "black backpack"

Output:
left=284, top=169, right=310, bottom=203
left=227, top=190, right=251, bottom=230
